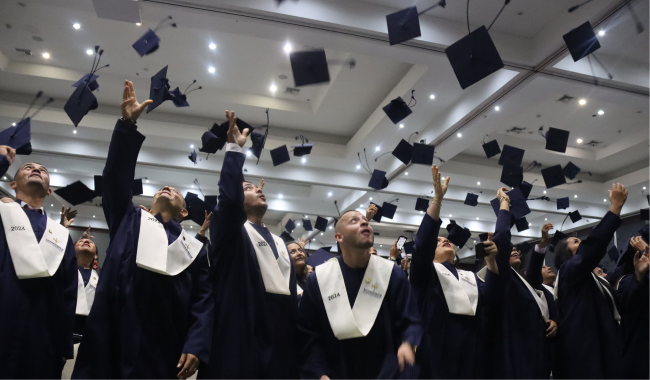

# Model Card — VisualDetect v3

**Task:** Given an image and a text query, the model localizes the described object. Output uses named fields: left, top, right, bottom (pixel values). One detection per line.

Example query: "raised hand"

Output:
left=120, top=80, right=153, bottom=121
left=539, top=223, right=554, bottom=248
left=198, top=210, right=212, bottom=236
left=60, top=206, right=77, bottom=228
left=608, top=183, right=628, bottom=215
left=630, top=235, right=648, bottom=252
left=297, top=237, right=310, bottom=249
left=366, top=204, right=378, bottom=221
left=259, top=179, right=265, bottom=190
left=484, top=232, right=500, bottom=274
left=431, top=165, right=450, bottom=201
left=0, top=145, right=16, bottom=165
left=633, top=247, right=649, bottom=282
left=390, top=241, right=401, bottom=260
left=81, top=226, right=95, bottom=240
left=225, top=110, right=249, bottom=147
left=497, top=187, right=510, bottom=211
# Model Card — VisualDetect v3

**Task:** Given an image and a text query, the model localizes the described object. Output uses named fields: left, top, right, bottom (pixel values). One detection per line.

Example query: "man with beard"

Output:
left=200, top=111, right=298, bottom=379
left=297, top=210, right=422, bottom=379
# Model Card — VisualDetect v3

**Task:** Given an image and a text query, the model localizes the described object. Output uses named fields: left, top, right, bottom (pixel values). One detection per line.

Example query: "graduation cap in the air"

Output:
left=403, top=241, right=415, bottom=254
left=383, top=91, right=416, bottom=124
left=411, top=143, right=434, bottom=165
left=445, top=25, right=505, bottom=89
left=515, top=217, right=529, bottom=232
left=65, top=46, right=109, bottom=126
left=132, top=16, right=177, bottom=57
left=0, top=118, right=33, bottom=156
left=54, top=180, right=97, bottom=206
left=381, top=202, right=397, bottom=219
left=293, top=143, right=314, bottom=157
left=315, top=216, right=328, bottom=231
left=569, top=210, right=582, bottom=223
left=199, top=131, right=226, bottom=157
left=519, top=181, right=533, bottom=199
left=249, top=109, right=271, bottom=165
left=212, top=118, right=254, bottom=141
left=285, top=219, right=296, bottom=233
left=563, top=21, right=601, bottom=62
left=446, top=220, right=471, bottom=248
left=500, top=163, right=523, bottom=188
left=499, top=145, right=525, bottom=167
left=72, top=73, right=99, bottom=92
left=544, top=127, right=570, bottom=153
left=482, top=139, right=501, bottom=159
left=184, top=192, right=213, bottom=226
left=392, top=139, right=413, bottom=165
left=305, top=248, right=335, bottom=268
left=270, top=145, right=291, bottom=166
left=478, top=232, right=489, bottom=242
left=563, top=161, right=581, bottom=180
left=188, top=149, right=197, bottom=164
left=146, top=66, right=174, bottom=114
left=170, top=80, right=202, bottom=108
left=490, top=187, right=530, bottom=220
left=302, top=219, right=313, bottom=231
left=464, top=193, right=478, bottom=207
left=386, top=7, right=421, bottom=45
left=415, top=197, right=429, bottom=212
left=541, top=165, right=567, bottom=189
left=369, top=202, right=383, bottom=223
left=368, top=169, right=389, bottom=190
left=289, top=49, right=330, bottom=87
left=279, top=231, right=294, bottom=244
left=557, top=197, right=570, bottom=210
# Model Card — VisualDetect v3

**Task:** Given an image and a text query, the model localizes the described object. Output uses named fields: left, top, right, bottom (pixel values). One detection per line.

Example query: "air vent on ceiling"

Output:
left=506, top=126, right=532, bottom=134
left=285, top=87, right=300, bottom=94
left=584, top=140, right=602, bottom=147
left=557, top=95, right=575, bottom=103
left=15, top=48, right=32, bottom=55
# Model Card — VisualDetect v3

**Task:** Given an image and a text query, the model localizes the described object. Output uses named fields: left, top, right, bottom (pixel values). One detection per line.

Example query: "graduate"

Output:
left=541, top=264, right=556, bottom=292
left=200, top=111, right=299, bottom=379
left=616, top=238, right=649, bottom=379
left=297, top=209, right=422, bottom=379
left=0, top=149, right=77, bottom=378
left=483, top=222, right=558, bottom=379
left=410, top=166, right=512, bottom=379
left=288, top=239, right=309, bottom=298
left=72, top=80, right=214, bottom=379
left=553, top=183, right=628, bottom=379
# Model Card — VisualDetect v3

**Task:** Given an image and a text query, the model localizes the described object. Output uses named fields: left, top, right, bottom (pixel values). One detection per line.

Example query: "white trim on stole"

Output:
left=511, top=268, right=550, bottom=320
left=135, top=212, right=202, bottom=276
left=243, top=222, right=292, bottom=295
left=75, top=269, right=99, bottom=316
left=554, top=270, right=620, bottom=321
left=433, top=263, right=478, bottom=316
left=316, top=255, right=394, bottom=340
left=0, top=202, right=69, bottom=279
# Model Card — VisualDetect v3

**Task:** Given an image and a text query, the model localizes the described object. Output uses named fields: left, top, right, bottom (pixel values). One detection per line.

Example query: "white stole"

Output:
left=316, top=255, right=394, bottom=340
left=434, top=263, right=478, bottom=316
left=243, top=222, right=291, bottom=295
left=135, top=211, right=202, bottom=276
left=512, top=267, right=550, bottom=320
left=542, top=284, right=554, bottom=294
left=0, top=202, right=69, bottom=279
left=75, top=269, right=99, bottom=316
left=554, top=270, right=621, bottom=321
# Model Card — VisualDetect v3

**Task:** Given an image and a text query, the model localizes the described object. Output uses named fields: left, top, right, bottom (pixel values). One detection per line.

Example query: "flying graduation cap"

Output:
left=563, top=21, right=614, bottom=82
left=557, top=197, right=570, bottom=210
left=385, top=1, right=446, bottom=45
left=199, top=131, right=226, bottom=158
left=65, top=46, right=109, bottom=127
left=289, top=49, right=356, bottom=87
left=184, top=192, right=213, bottom=226
left=302, top=219, right=313, bottom=231
left=188, top=149, right=198, bottom=164
left=415, top=197, right=429, bottom=212
left=490, top=187, right=530, bottom=220
left=279, top=231, right=294, bottom=244
left=499, top=145, right=525, bottom=167
left=482, top=139, right=501, bottom=159
left=383, top=90, right=416, bottom=124
left=132, top=16, right=177, bottom=57
left=54, top=180, right=97, bottom=206
left=446, top=220, right=471, bottom=248
left=563, top=161, right=581, bottom=180
left=370, top=202, right=383, bottom=223
left=293, top=135, right=313, bottom=157
left=170, top=80, right=202, bottom=107
left=146, top=66, right=174, bottom=114
left=358, top=149, right=389, bottom=190
left=250, top=109, right=270, bottom=164
left=285, top=219, right=296, bottom=233
left=382, top=201, right=398, bottom=219
left=392, top=139, right=413, bottom=165
left=544, top=127, right=570, bottom=153
left=412, top=143, right=434, bottom=165
left=464, top=193, right=479, bottom=207
left=541, top=165, right=567, bottom=189
left=315, top=216, right=328, bottom=231
left=569, top=210, right=582, bottom=223
left=515, top=217, right=529, bottom=232
left=518, top=181, right=533, bottom=199
left=1, top=91, right=54, bottom=155
left=72, top=73, right=99, bottom=92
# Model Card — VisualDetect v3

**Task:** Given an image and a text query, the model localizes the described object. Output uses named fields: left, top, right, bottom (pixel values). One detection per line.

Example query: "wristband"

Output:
left=120, top=117, right=137, bottom=125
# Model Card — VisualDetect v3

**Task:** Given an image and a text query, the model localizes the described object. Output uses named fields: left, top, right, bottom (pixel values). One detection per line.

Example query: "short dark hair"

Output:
left=335, top=210, right=364, bottom=233
left=14, top=162, right=46, bottom=179
left=553, top=237, right=572, bottom=270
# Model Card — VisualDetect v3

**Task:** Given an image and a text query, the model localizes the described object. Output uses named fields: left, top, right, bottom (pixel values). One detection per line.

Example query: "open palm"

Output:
left=121, top=80, right=152, bottom=121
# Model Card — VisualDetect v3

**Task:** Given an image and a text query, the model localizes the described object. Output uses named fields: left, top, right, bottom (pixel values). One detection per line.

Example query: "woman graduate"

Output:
left=409, top=166, right=512, bottom=379
left=553, top=183, right=628, bottom=378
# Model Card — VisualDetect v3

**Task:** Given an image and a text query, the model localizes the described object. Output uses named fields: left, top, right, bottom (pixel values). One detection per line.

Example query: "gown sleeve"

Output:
left=0, top=155, right=10, bottom=178
left=102, top=120, right=145, bottom=240
left=480, top=209, right=513, bottom=304
left=297, top=274, right=330, bottom=379
left=524, top=245, right=546, bottom=289
left=617, top=274, right=648, bottom=315
left=410, top=214, right=442, bottom=287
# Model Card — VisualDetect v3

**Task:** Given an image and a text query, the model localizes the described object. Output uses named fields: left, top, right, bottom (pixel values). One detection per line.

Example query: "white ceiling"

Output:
left=0, top=0, right=647, bottom=257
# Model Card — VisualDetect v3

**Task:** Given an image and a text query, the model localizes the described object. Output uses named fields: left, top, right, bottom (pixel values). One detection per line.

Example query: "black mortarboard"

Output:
left=93, top=175, right=103, bottom=196
left=170, top=87, right=189, bottom=107
left=199, top=131, right=226, bottom=155
left=382, top=97, right=412, bottom=124
left=270, top=145, right=291, bottom=166
left=563, top=21, right=601, bottom=62
left=292, top=144, right=314, bottom=157
left=403, top=241, right=415, bottom=253
left=184, top=192, right=212, bottom=225
left=305, top=248, right=335, bottom=267
left=381, top=202, right=397, bottom=219
left=489, top=187, right=530, bottom=220
left=641, top=208, right=649, bottom=221
left=541, top=165, right=567, bottom=189
left=515, top=217, right=529, bottom=232
left=517, top=241, right=532, bottom=254
left=557, top=197, right=570, bottom=210
left=212, top=119, right=254, bottom=141
left=279, top=231, right=294, bottom=244
left=133, top=29, right=161, bottom=57
left=289, top=49, right=330, bottom=87
left=386, top=7, right=421, bottom=45
left=0, top=118, right=32, bottom=155
left=188, top=149, right=197, bottom=164
left=551, top=230, right=567, bottom=246
left=368, top=169, right=389, bottom=190
left=64, top=83, right=98, bottom=127
left=303, top=219, right=313, bottom=231
left=370, top=202, right=383, bottom=223
left=545, top=127, right=570, bottom=153
left=607, top=246, right=619, bottom=262
left=498, top=145, right=525, bottom=166
left=392, top=139, right=413, bottom=165
left=569, top=210, right=582, bottom=223
left=415, top=197, right=429, bottom=212
left=54, top=180, right=97, bottom=206
left=285, top=219, right=296, bottom=233
left=321, top=246, right=333, bottom=252
left=205, top=195, right=218, bottom=208
left=464, top=193, right=478, bottom=206
left=132, top=178, right=143, bottom=196
left=478, top=232, right=489, bottom=242
left=146, top=66, right=173, bottom=114
left=250, top=131, right=266, bottom=160
left=500, top=164, right=523, bottom=188
left=315, top=216, right=328, bottom=231
left=519, top=181, right=533, bottom=199
left=72, top=73, right=99, bottom=92
left=563, top=161, right=581, bottom=180
left=411, top=143, right=434, bottom=165
left=482, top=139, right=501, bottom=158
left=445, top=26, right=504, bottom=90
left=446, top=220, right=471, bottom=248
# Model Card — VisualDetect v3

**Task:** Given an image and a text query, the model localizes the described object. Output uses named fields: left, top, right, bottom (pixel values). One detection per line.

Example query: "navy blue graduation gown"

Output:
left=0, top=181, right=77, bottom=378
left=72, top=120, right=214, bottom=378
left=617, top=274, right=649, bottom=379
left=199, top=147, right=299, bottom=379
left=410, top=211, right=511, bottom=379
left=554, top=211, right=623, bottom=379
left=297, top=256, right=422, bottom=379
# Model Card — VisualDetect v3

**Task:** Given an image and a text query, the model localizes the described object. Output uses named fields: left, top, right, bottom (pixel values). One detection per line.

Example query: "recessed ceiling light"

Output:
left=577, top=138, right=583, bottom=144
left=73, top=130, right=77, bottom=134
left=208, top=66, right=215, bottom=73
left=246, top=150, right=252, bottom=156
left=598, top=30, right=605, bottom=36
left=543, top=190, right=547, bottom=194
left=477, top=181, right=481, bottom=185
left=529, top=222, right=532, bottom=226
left=405, top=172, right=408, bottom=175
left=579, top=99, right=587, bottom=105
left=449, top=214, right=452, bottom=217
left=644, top=187, right=647, bottom=190
left=476, top=217, right=479, bottom=220
left=369, top=197, right=372, bottom=200
left=329, top=226, right=332, bottom=229
left=603, top=198, right=607, bottom=202
left=190, top=144, right=194, bottom=148
left=73, top=23, right=80, bottom=29
left=283, top=42, right=292, bottom=54
left=146, top=179, right=149, bottom=183
left=545, top=218, right=547, bottom=221
left=86, top=49, right=93, bottom=55
left=136, top=23, right=141, bottom=26
left=356, top=165, right=361, bottom=169
left=494, top=106, right=500, bottom=111
left=12, top=123, right=16, bottom=126
left=457, top=133, right=462, bottom=138
left=420, top=211, right=423, bottom=214
left=51, top=204, right=53, bottom=207
left=279, top=194, right=283, bottom=199
left=93, top=215, right=96, bottom=218
left=598, top=110, right=604, bottom=115
left=301, top=157, right=306, bottom=163
left=328, top=192, right=332, bottom=197
left=270, top=84, right=277, bottom=92
left=360, top=204, right=363, bottom=207
left=429, top=94, right=435, bottom=99
left=375, top=146, right=380, bottom=151
left=399, top=124, right=404, bottom=128
left=42, top=52, right=50, bottom=59
left=191, top=185, right=194, bottom=188
left=53, top=169, right=57, bottom=172
left=209, top=43, right=216, bottom=50
left=380, top=245, right=383, bottom=247
left=321, top=233, right=324, bottom=235
left=574, top=194, right=578, bottom=198
left=296, top=223, right=300, bottom=226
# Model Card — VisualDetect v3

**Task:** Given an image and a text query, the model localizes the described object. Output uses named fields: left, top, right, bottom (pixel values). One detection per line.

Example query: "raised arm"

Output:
left=524, top=223, right=553, bottom=288
left=411, top=165, right=448, bottom=285
left=487, top=187, right=514, bottom=276
left=0, top=145, right=16, bottom=177
left=103, top=80, right=151, bottom=239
